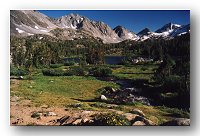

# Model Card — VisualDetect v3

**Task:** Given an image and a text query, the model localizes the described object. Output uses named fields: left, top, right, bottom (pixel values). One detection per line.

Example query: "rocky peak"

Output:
left=10, top=10, right=190, bottom=43
left=156, top=22, right=181, bottom=33
left=56, top=13, right=85, bottom=29
left=113, top=25, right=138, bottom=40
left=113, top=26, right=127, bottom=37
left=137, top=28, right=151, bottom=36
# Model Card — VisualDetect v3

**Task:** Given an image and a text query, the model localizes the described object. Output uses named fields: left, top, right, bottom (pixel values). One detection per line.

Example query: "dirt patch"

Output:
left=10, top=95, right=98, bottom=125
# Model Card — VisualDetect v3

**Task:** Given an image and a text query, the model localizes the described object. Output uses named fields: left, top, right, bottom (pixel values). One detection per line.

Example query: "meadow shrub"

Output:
left=65, top=66, right=86, bottom=76
left=49, top=64, right=63, bottom=68
left=10, top=66, right=28, bottom=76
left=163, top=75, right=184, bottom=92
left=64, top=61, right=75, bottom=66
left=93, top=113, right=131, bottom=126
left=119, top=59, right=131, bottom=65
left=90, top=66, right=112, bottom=77
left=42, top=69, right=64, bottom=76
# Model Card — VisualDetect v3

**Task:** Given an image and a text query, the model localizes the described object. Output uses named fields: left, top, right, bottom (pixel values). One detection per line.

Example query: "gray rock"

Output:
left=101, top=87, right=151, bottom=106
left=19, top=76, right=23, bottom=79
left=11, top=96, right=20, bottom=102
left=106, top=104, right=118, bottom=109
left=123, top=113, right=137, bottom=121
left=100, top=95, right=107, bottom=101
left=72, top=119, right=82, bottom=125
left=114, top=25, right=138, bottom=41
left=47, top=112, right=57, bottom=116
left=130, top=109, right=145, bottom=117
left=40, top=104, right=49, bottom=109
left=61, top=117, right=78, bottom=125
left=132, top=121, right=146, bottom=126
left=104, top=86, right=116, bottom=93
left=161, top=118, right=190, bottom=126
left=83, top=118, right=90, bottom=123
left=31, top=112, right=42, bottom=119
left=132, top=115, right=156, bottom=126
left=71, top=103, right=82, bottom=108
left=57, top=116, right=70, bottom=125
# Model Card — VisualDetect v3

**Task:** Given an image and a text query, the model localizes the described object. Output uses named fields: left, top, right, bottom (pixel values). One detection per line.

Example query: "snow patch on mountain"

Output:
left=35, top=26, right=39, bottom=29
left=11, top=10, right=190, bottom=43
left=27, top=33, right=34, bottom=36
left=40, top=30, right=48, bottom=32
left=16, top=28, right=24, bottom=33
left=71, top=24, right=77, bottom=29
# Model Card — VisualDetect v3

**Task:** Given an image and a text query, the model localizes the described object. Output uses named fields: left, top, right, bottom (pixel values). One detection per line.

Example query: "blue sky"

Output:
left=38, top=10, right=190, bottom=33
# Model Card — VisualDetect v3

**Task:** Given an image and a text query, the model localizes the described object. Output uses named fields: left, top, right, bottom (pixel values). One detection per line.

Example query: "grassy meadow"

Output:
left=10, top=64, right=189, bottom=125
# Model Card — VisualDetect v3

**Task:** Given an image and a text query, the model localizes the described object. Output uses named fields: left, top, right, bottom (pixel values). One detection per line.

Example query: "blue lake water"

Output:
left=104, top=56, right=126, bottom=65
left=64, top=56, right=125, bottom=65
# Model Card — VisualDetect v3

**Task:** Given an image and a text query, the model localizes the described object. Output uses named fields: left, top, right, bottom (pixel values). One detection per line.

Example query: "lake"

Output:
left=104, top=56, right=126, bottom=65
left=64, top=56, right=126, bottom=65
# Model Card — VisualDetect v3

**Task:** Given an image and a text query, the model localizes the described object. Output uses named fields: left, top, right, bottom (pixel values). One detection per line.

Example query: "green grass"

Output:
left=10, top=74, right=119, bottom=107
left=89, top=101, right=189, bottom=124
left=112, top=64, right=157, bottom=80
left=10, top=64, right=189, bottom=125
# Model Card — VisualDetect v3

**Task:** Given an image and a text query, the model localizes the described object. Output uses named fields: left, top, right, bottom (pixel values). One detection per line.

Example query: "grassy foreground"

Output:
left=10, top=64, right=189, bottom=125
left=11, top=75, right=118, bottom=107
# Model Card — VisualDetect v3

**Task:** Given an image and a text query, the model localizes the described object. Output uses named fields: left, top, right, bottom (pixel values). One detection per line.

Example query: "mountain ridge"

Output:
left=10, top=10, right=190, bottom=43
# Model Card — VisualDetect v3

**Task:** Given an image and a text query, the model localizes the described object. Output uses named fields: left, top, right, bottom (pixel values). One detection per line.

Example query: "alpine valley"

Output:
left=10, top=10, right=190, bottom=126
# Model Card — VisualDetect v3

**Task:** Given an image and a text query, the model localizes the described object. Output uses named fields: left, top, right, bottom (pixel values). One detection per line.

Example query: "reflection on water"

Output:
left=64, top=56, right=125, bottom=65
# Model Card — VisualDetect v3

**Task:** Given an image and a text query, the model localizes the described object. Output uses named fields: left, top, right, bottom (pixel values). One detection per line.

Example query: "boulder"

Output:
left=11, top=96, right=20, bottom=102
left=47, top=112, right=57, bottom=116
left=132, top=96, right=151, bottom=106
left=40, top=104, right=49, bottom=109
left=108, top=109, right=124, bottom=115
left=130, top=109, right=145, bottom=117
left=70, top=103, right=82, bottom=108
left=81, top=111, right=95, bottom=118
left=81, top=111, right=92, bottom=115
left=57, top=116, right=70, bottom=125
left=31, top=112, right=42, bottom=119
left=72, top=119, right=82, bottom=125
left=132, top=115, right=156, bottom=126
left=83, top=118, right=90, bottom=123
left=111, top=88, right=116, bottom=93
left=161, top=118, right=190, bottom=126
left=104, top=86, right=116, bottom=93
left=100, top=95, right=107, bottom=101
left=63, top=117, right=77, bottom=125
left=122, top=113, right=137, bottom=121
left=58, top=116, right=93, bottom=126
left=132, top=121, right=146, bottom=126
left=100, top=87, right=151, bottom=106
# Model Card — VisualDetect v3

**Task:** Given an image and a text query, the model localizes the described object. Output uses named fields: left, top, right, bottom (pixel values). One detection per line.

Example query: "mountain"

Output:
left=137, top=23, right=190, bottom=41
left=170, top=24, right=190, bottom=37
left=155, top=23, right=181, bottom=33
left=10, top=11, right=120, bottom=43
left=137, top=28, right=151, bottom=36
left=10, top=10, right=57, bottom=36
left=54, top=13, right=121, bottom=43
left=10, top=10, right=190, bottom=43
left=113, top=26, right=139, bottom=41
left=55, top=13, right=84, bottom=29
